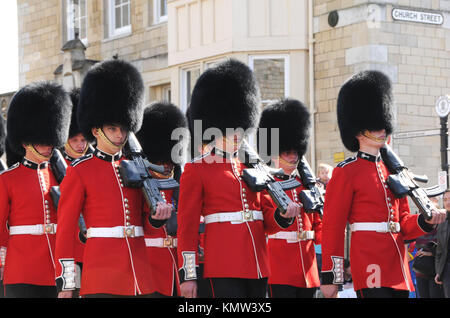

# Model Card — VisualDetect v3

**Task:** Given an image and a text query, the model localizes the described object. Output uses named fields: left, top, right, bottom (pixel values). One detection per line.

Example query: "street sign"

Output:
left=438, top=170, right=447, bottom=191
left=435, top=95, right=450, bottom=118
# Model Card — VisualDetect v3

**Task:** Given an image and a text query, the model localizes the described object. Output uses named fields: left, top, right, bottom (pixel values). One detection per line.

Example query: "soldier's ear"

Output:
left=91, top=127, right=100, bottom=139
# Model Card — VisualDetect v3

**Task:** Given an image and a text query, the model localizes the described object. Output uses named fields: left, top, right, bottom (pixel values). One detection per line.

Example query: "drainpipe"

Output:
left=308, top=0, right=316, bottom=172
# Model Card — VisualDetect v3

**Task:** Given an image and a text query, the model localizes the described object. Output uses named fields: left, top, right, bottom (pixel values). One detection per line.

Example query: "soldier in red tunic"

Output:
left=60, top=87, right=92, bottom=298
left=320, top=70, right=447, bottom=298
left=136, top=101, right=187, bottom=297
left=258, top=98, right=322, bottom=298
left=55, top=59, right=173, bottom=298
left=177, top=59, right=301, bottom=298
left=0, top=81, right=72, bottom=297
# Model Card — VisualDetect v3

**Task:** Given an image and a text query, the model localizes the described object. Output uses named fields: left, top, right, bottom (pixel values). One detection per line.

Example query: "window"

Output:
left=248, top=55, right=290, bottom=106
left=109, top=0, right=131, bottom=37
left=180, top=66, right=201, bottom=113
left=152, top=0, right=168, bottom=24
left=66, top=0, right=87, bottom=43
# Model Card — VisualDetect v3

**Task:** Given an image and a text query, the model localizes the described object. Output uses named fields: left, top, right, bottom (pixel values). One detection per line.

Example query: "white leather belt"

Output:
left=145, top=237, right=178, bottom=248
left=86, top=226, right=144, bottom=238
left=268, top=230, right=315, bottom=242
left=9, top=224, right=57, bottom=235
left=350, top=222, right=401, bottom=233
left=204, top=210, right=263, bottom=224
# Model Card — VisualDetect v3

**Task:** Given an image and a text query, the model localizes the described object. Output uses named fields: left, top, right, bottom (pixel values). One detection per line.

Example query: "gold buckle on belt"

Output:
left=243, top=210, right=253, bottom=221
left=297, top=231, right=306, bottom=240
left=389, top=222, right=400, bottom=233
left=43, top=224, right=55, bottom=234
left=123, top=226, right=135, bottom=237
left=163, top=237, right=174, bottom=248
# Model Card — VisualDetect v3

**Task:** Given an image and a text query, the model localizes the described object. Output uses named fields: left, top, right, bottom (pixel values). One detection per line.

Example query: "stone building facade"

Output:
left=314, top=0, right=450, bottom=188
left=15, top=0, right=450, bottom=185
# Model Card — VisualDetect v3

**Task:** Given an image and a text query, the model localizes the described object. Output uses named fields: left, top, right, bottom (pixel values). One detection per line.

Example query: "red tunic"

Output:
left=321, top=151, right=431, bottom=292
left=0, top=159, right=58, bottom=286
left=55, top=149, right=154, bottom=296
left=267, top=175, right=322, bottom=288
left=177, top=149, right=291, bottom=282
left=143, top=188, right=180, bottom=297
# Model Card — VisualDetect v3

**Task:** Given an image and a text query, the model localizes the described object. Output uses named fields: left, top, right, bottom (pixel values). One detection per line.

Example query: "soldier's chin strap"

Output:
left=65, top=141, right=89, bottom=158
left=278, top=156, right=300, bottom=169
left=25, top=144, right=53, bottom=161
left=362, top=130, right=387, bottom=144
left=96, top=127, right=128, bottom=150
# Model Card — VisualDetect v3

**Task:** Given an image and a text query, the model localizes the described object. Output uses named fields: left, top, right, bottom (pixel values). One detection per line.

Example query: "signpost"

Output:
left=436, top=95, right=450, bottom=188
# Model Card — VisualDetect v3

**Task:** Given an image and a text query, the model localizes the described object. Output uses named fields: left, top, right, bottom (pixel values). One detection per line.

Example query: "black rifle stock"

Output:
left=240, top=141, right=300, bottom=214
left=380, top=144, right=442, bottom=220
left=297, top=157, right=324, bottom=218
left=49, top=148, right=87, bottom=234
left=120, top=132, right=179, bottom=215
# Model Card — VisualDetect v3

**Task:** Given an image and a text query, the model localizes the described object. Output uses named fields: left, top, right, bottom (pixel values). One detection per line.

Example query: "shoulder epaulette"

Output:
left=336, top=156, right=357, bottom=168
left=71, top=153, right=93, bottom=167
left=0, top=162, right=20, bottom=175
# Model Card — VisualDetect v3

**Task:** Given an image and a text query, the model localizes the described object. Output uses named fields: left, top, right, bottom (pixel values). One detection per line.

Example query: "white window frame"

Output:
left=180, top=65, right=201, bottom=113
left=66, top=0, right=88, bottom=44
left=153, top=0, right=168, bottom=25
left=248, top=54, right=290, bottom=104
left=108, top=0, right=132, bottom=38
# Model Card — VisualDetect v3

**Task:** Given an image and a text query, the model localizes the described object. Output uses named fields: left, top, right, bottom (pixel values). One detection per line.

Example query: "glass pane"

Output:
left=160, top=0, right=167, bottom=16
left=186, top=69, right=200, bottom=104
left=115, top=0, right=121, bottom=7
left=123, top=4, right=129, bottom=26
left=80, top=17, right=86, bottom=38
left=80, top=0, right=86, bottom=16
left=253, top=58, right=285, bottom=102
left=115, top=7, right=121, bottom=28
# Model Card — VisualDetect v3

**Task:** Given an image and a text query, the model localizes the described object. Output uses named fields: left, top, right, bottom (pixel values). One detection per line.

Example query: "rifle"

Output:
left=240, top=140, right=301, bottom=214
left=297, top=157, right=325, bottom=218
left=49, top=148, right=87, bottom=235
left=380, top=144, right=444, bottom=220
left=120, top=132, right=179, bottom=215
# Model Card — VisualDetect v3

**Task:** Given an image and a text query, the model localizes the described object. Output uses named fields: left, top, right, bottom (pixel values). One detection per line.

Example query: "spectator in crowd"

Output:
left=413, top=196, right=444, bottom=298
left=435, top=190, right=450, bottom=297
left=317, top=163, right=333, bottom=190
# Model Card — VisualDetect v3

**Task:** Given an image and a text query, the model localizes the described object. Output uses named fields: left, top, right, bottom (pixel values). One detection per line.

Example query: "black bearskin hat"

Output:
left=337, top=70, right=394, bottom=152
left=189, top=59, right=260, bottom=140
left=68, top=87, right=82, bottom=138
left=258, top=98, right=311, bottom=159
left=0, top=115, right=5, bottom=157
left=5, top=136, right=23, bottom=167
left=7, top=81, right=72, bottom=154
left=78, top=59, right=145, bottom=142
left=135, top=102, right=187, bottom=164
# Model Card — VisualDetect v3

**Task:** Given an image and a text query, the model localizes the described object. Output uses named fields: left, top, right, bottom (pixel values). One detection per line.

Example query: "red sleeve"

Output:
left=397, top=197, right=428, bottom=240
left=177, top=162, right=202, bottom=283
left=313, top=212, right=323, bottom=245
left=55, top=166, right=85, bottom=291
left=0, top=175, right=10, bottom=265
left=321, top=167, right=353, bottom=284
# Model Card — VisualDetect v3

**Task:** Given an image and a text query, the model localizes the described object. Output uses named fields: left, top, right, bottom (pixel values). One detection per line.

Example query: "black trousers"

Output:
left=269, top=284, right=316, bottom=298
left=209, top=277, right=267, bottom=298
left=4, top=284, right=57, bottom=298
left=356, top=287, right=409, bottom=298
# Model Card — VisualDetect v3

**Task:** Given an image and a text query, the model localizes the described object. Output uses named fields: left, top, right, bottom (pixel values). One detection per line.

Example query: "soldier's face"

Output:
left=33, top=144, right=53, bottom=158
left=102, top=124, right=128, bottom=146
left=358, top=129, right=388, bottom=149
left=67, top=133, right=88, bottom=153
